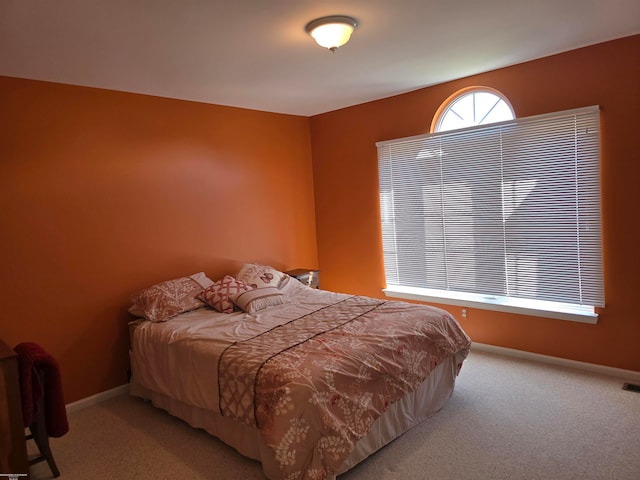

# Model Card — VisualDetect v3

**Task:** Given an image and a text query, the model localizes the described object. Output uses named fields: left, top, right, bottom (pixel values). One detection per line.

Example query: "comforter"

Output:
left=217, top=294, right=471, bottom=480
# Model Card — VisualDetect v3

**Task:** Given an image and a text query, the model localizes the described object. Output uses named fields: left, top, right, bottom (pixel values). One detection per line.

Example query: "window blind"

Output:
left=377, top=105, right=604, bottom=315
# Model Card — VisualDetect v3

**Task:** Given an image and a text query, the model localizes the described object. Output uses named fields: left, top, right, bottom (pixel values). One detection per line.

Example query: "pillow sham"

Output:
left=231, top=287, right=290, bottom=314
left=236, top=263, right=285, bottom=289
left=198, top=275, right=252, bottom=313
left=129, top=272, right=214, bottom=322
left=278, top=274, right=307, bottom=295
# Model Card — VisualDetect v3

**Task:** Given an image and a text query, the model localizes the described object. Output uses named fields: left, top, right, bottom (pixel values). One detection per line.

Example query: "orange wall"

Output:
left=0, top=77, right=318, bottom=402
left=1, top=35, right=638, bottom=405
left=310, top=35, right=640, bottom=371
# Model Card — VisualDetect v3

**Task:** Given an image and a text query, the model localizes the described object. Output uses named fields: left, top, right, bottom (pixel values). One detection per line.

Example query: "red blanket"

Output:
left=14, top=342, right=69, bottom=438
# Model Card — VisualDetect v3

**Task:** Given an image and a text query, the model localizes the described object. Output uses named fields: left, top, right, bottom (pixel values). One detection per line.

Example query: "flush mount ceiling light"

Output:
left=305, top=15, right=358, bottom=52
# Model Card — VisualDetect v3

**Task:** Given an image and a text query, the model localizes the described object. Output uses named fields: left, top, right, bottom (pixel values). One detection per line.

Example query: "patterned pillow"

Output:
left=230, top=287, right=290, bottom=314
left=198, top=275, right=252, bottom=313
left=129, top=272, right=214, bottom=322
left=236, top=263, right=285, bottom=289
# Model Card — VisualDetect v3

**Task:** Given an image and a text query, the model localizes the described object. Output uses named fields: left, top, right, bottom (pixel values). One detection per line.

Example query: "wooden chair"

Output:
left=25, top=366, right=60, bottom=477
left=14, top=341, right=68, bottom=479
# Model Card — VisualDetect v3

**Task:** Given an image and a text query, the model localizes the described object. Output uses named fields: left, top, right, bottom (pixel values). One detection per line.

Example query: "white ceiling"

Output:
left=1, top=1, right=639, bottom=117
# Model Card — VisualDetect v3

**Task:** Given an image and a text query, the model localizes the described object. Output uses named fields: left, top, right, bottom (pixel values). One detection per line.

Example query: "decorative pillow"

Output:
left=230, top=287, right=290, bottom=314
left=236, top=263, right=285, bottom=289
left=197, top=275, right=252, bottom=313
left=129, top=272, right=213, bottom=322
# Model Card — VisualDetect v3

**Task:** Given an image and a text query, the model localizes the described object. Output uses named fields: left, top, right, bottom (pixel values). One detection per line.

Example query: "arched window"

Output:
left=432, top=87, right=514, bottom=133
left=377, top=91, right=603, bottom=323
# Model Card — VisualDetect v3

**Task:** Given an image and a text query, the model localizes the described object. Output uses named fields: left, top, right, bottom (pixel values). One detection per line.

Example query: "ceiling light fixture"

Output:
left=305, top=15, right=358, bottom=52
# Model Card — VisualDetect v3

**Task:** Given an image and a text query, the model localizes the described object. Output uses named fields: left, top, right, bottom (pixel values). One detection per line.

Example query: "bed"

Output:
left=128, top=266, right=471, bottom=480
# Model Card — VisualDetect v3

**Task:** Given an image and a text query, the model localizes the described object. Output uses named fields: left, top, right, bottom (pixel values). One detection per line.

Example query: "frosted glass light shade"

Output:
left=305, top=16, right=358, bottom=51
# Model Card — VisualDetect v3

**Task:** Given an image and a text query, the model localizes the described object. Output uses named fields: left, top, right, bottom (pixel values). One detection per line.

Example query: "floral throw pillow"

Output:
left=236, top=263, right=285, bottom=289
left=198, top=275, right=252, bottom=313
left=129, top=272, right=213, bottom=322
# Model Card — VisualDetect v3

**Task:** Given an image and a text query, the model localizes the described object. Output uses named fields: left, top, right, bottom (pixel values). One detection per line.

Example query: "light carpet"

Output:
left=29, top=351, right=640, bottom=479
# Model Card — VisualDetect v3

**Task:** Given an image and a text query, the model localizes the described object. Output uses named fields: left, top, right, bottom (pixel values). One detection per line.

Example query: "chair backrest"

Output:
left=13, top=342, right=68, bottom=437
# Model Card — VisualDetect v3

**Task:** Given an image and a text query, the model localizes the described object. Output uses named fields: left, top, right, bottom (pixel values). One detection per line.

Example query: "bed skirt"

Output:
left=129, top=350, right=465, bottom=479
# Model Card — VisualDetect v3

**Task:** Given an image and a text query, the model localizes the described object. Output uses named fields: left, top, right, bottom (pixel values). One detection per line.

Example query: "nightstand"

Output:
left=285, top=269, right=320, bottom=289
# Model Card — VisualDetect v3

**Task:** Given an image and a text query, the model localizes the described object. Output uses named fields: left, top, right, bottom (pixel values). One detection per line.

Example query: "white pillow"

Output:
left=231, top=287, right=290, bottom=314
left=236, top=263, right=285, bottom=289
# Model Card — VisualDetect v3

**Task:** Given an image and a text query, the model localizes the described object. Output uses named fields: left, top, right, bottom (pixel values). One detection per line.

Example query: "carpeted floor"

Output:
left=29, top=350, right=640, bottom=479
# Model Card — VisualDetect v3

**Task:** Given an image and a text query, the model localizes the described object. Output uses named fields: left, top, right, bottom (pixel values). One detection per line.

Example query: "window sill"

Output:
left=382, top=285, right=599, bottom=324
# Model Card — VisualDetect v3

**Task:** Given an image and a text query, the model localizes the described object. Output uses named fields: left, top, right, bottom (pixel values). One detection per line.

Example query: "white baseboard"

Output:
left=472, top=342, right=640, bottom=383
left=66, top=384, right=130, bottom=414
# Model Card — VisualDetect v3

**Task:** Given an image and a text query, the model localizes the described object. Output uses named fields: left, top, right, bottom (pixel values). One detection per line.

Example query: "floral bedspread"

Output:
left=218, top=296, right=471, bottom=480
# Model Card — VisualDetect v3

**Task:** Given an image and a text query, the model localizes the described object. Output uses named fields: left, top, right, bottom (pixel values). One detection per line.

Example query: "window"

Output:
left=377, top=101, right=603, bottom=323
left=433, top=88, right=514, bottom=132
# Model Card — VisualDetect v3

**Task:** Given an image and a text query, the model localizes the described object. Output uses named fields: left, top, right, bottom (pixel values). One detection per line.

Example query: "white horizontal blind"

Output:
left=377, top=105, right=604, bottom=310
